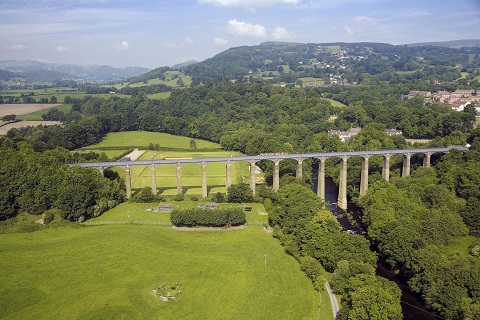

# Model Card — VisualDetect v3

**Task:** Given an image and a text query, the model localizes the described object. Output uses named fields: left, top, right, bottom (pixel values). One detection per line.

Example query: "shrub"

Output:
left=131, top=187, right=158, bottom=203
left=42, top=209, right=60, bottom=224
left=211, top=192, right=225, bottom=203
left=227, top=183, right=253, bottom=203
left=172, top=193, right=184, bottom=201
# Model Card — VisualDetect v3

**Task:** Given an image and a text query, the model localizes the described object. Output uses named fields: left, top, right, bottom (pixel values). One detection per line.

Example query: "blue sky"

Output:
left=1, top=0, right=479, bottom=69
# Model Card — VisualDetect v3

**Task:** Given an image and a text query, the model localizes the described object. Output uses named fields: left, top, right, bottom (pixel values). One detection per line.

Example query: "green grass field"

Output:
left=2, top=89, right=130, bottom=103
left=326, top=98, right=347, bottom=109
left=299, top=77, right=325, bottom=84
left=84, top=131, right=221, bottom=150
left=0, top=223, right=331, bottom=319
left=146, top=92, right=171, bottom=99
left=79, top=131, right=251, bottom=196
left=114, top=150, right=250, bottom=196
left=17, top=104, right=72, bottom=120
left=114, top=71, right=192, bottom=90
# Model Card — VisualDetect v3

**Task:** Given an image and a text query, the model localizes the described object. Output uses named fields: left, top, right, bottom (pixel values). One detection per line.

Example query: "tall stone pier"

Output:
left=382, top=154, right=390, bottom=182
left=337, top=156, right=348, bottom=210
left=317, top=157, right=326, bottom=201
left=151, top=164, right=157, bottom=195
left=250, top=161, right=256, bottom=195
left=201, top=162, right=207, bottom=198
left=125, top=166, right=132, bottom=199
left=402, top=153, right=411, bottom=177
left=359, top=156, right=369, bottom=197
left=176, top=163, right=182, bottom=194
left=273, top=160, right=280, bottom=192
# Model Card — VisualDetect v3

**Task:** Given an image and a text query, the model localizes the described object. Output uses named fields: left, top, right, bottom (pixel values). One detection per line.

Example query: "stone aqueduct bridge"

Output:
left=72, top=147, right=468, bottom=210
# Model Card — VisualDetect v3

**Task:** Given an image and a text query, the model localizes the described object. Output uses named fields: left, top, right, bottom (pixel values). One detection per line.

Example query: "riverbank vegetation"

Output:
left=357, top=145, right=480, bottom=319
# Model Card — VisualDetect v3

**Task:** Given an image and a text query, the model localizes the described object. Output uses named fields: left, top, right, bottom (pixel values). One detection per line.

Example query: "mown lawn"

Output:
left=0, top=224, right=330, bottom=319
left=113, top=150, right=252, bottom=196
left=84, top=131, right=221, bottom=150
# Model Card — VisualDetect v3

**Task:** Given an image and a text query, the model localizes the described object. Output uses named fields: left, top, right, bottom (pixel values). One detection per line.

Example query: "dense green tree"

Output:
left=2, top=114, right=16, bottom=122
left=226, top=183, right=254, bottom=203
left=131, top=186, right=158, bottom=203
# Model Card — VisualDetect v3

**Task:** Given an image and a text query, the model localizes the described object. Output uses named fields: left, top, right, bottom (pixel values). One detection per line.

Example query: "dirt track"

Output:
left=125, top=149, right=145, bottom=160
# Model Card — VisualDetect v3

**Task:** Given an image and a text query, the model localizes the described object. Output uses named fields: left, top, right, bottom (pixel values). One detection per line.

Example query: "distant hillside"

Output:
left=182, top=41, right=480, bottom=85
left=0, top=60, right=150, bottom=83
left=0, top=69, right=19, bottom=81
left=406, top=39, right=480, bottom=47
left=18, top=70, right=68, bottom=82
left=172, top=60, right=199, bottom=69
left=128, top=66, right=171, bottom=84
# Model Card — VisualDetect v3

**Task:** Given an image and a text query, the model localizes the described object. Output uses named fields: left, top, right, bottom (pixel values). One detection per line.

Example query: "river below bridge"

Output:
left=311, top=171, right=440, bottom=320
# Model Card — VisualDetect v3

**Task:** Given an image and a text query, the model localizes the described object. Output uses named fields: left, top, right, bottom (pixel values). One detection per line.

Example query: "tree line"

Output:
left=0, top=138, right=124, bottom=222
left=9, top=82, right=475, bottom=156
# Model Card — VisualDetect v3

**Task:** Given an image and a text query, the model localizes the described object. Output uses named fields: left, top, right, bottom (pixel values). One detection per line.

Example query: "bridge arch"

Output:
left=74, top=147, right=468, bottom=207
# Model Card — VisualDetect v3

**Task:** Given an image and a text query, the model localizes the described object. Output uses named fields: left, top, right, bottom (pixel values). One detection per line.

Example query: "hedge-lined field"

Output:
left=83, top=202, right=269, bottom=226
left=86, top=131, right=221, bottom=149
left=0, top=225, right=329, bottom=319
left=114, top=150, right=250, bottom=196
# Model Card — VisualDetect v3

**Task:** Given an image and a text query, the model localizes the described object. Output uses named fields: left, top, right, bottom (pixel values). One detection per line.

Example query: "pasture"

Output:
left=83, top=131, right=221, bottom=150
left=0, top=223, right=329, bottom=319
left=0, top=103, right=62, bottom=117
left=116, top=150, right=250, bottom=196
left=1, top=89, right=130, bottom=102
left=79, top=131, right=251, bottom=196
left=17, top=104, right=72, bottom=121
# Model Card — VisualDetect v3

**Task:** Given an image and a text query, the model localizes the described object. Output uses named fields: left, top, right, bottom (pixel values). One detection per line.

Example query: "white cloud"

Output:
left=271, top=27, right=295, bottom=39
left=213, top=37, right=229, bottom=45
left=163, top=37, right=195, bottom=49
left=55, top=45, right=70, bottom=53
left=113, top=40, right=129, bottom=51
left=345, top=15, right=377, bottom=36
left=345, top=25, right=354, bottom=35
left=198, top=0, right=301, bottom=10
left=353, top=15, right=377, bottom=26
left=5, top=43, right=25, bottom=51
left=227, top=19, right=267, bottom=38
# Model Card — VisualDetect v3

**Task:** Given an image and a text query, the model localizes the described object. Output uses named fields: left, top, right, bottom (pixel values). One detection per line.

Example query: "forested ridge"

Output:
left=182, top=42, right=480, bottom=86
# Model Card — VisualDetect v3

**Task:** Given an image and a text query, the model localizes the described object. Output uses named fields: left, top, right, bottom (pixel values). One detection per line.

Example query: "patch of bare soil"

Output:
left=0, top=104, right=61, bottom=117
left=0, top=121, right=61, bottom=135
left=125, top=149, right=145, bottom=160
left=172, top=225, right=246, bottom=231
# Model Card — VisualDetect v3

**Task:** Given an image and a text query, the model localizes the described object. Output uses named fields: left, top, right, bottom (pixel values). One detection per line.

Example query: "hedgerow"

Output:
left=170, top=208, right=246, bottom=227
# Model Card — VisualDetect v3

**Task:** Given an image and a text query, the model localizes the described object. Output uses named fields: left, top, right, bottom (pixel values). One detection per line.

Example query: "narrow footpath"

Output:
left=325, top=281, right=339, bottom=318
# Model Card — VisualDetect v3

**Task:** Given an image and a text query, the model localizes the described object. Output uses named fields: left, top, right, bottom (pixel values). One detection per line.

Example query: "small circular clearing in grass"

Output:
left=152, top=282, right=182, bottom=301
